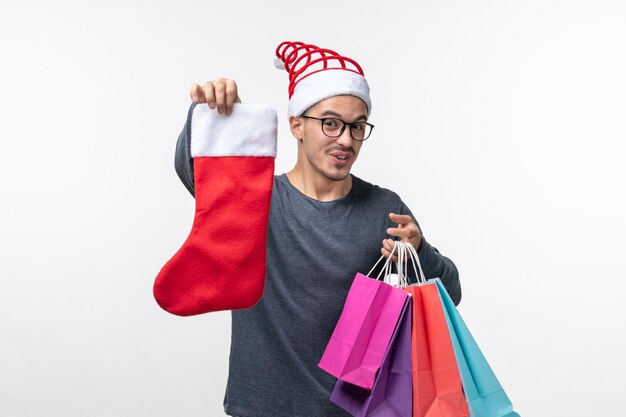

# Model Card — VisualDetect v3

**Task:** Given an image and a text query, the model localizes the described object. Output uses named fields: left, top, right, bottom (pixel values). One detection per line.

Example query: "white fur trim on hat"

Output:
left=191, top=103, right=277, bottom=157
left=287, top=70, right=371, bottom=118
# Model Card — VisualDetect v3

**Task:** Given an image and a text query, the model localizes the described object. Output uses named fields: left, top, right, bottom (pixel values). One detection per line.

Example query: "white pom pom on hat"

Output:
left=273, top=41, right=371, bottom=117
left=273, top=58, right=285, bottom=70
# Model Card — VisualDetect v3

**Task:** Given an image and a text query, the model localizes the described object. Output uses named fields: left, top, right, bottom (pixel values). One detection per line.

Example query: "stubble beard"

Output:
left=318, top=150, right=358, bottom=182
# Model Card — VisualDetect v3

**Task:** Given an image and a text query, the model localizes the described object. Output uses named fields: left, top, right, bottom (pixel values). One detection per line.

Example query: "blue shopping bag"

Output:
left=434, top=279, right=520, bottom=417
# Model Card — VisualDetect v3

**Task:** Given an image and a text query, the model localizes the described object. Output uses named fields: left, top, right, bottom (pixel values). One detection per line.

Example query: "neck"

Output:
left=286, top=166, right=353, bottom=202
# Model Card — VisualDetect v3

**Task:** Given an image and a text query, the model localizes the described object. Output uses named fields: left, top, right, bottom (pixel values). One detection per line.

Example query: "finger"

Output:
left=214, top=80, right=227, bottom=114
left=203, top=82, right=216, bottom=109
left=189, top=84, right=206, bottom=103
left=382, top=238, right=395, bottom=252
left=383, top=242, right=398, bottom=262
left=381, top=247, right=398, bottom=262
left=224, top=80, right=239, bottom=115
left=386, top=226, right=414, bottom=240
left=382, top=241, right=398, bottom=259
left=389, top=212, right=414, bottom=225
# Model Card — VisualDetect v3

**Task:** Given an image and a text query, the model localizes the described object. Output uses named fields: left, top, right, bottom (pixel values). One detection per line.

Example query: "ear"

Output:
left=289, top=116, right=304, bottom=141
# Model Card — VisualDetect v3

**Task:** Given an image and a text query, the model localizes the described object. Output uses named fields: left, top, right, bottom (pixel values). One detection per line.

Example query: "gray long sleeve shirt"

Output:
left=174, top=103, right=462, bottom=417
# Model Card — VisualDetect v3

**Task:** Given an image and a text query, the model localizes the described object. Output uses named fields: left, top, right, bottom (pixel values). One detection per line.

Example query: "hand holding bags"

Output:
left=320, top=241, right=520, bottom=417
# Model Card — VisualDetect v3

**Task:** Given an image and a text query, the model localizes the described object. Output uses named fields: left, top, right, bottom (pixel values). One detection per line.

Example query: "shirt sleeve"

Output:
left=399, top=203, right=462, bottom=306
left=174, top=102, right=197, bottom=197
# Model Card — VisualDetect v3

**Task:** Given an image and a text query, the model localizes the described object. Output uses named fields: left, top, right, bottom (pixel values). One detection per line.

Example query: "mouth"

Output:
left=329, top=151, right=353, bottom=164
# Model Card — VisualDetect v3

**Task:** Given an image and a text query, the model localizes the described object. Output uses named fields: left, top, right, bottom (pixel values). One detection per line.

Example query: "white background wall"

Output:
left=1, top=1, right=624, bottom=416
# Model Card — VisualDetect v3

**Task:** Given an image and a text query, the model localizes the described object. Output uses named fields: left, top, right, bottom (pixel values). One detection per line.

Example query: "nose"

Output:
left=335, top=126, right=353, bottom=147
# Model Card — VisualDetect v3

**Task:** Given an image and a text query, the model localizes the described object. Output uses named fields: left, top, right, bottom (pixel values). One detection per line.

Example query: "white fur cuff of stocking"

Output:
left=191, top=103, right=278, bottom=158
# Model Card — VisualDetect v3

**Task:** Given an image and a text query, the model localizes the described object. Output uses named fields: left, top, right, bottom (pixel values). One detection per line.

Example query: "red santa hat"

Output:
left=274, top=41, right=372, bottom=117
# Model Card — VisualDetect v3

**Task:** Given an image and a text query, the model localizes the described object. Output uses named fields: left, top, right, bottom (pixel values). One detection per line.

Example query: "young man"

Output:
left=174, top=41, right=461, bottom=417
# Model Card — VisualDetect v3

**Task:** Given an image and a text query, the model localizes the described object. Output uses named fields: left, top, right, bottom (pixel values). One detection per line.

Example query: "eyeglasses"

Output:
left=300, top=115, right=375, bottom=141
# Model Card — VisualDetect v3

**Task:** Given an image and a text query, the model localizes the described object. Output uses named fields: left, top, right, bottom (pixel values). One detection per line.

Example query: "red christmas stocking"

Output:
left=154, top=103, right=277, bottom=316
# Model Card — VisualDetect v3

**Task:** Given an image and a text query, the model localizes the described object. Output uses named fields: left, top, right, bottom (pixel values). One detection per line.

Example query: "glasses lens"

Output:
left=321, top=118, right=344, bottom=137
left=350, top=122, right=372, bottom=141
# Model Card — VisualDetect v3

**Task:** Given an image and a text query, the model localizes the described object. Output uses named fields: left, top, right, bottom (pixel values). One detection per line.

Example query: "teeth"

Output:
left=336, top=156, right=347, bottom=160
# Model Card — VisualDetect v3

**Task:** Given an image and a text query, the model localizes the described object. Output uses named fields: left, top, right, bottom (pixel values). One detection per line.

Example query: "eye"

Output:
left=351, top=123, right=365, bottom=132
left=324, top=119, right=339, bottom=129
left=323, top=119, right=340, bottom=129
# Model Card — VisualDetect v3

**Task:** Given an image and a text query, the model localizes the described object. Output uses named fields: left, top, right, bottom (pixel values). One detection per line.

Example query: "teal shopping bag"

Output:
left=434, top=279, right=520, bottom=417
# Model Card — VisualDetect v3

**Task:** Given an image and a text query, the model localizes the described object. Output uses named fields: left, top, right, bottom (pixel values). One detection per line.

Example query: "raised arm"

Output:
left=174, top=102, right=196, bottom=196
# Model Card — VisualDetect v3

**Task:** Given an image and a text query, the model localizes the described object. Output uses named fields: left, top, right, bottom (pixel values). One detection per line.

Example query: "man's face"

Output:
left=293, top=95, right=368, bottom=182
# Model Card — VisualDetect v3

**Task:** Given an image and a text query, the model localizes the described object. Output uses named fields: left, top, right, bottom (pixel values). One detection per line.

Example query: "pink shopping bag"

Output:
left=330, top=294, right=413, bottom=416
left=319, top=272, right=410, bottom=390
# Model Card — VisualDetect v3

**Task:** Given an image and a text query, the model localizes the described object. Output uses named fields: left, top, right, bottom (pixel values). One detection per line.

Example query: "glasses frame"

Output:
left=300, top=115, right=375, bottom=141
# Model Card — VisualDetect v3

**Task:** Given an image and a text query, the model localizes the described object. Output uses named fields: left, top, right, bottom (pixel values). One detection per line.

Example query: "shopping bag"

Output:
left=434, top=279, right=520, bottom=417
left=405, top=283, right=470, bottom=417
left=319, top=272, right=411, bottom=389
left=388, top=241, right=468, bottom=417
left=330, top=294, right=413, bottom=416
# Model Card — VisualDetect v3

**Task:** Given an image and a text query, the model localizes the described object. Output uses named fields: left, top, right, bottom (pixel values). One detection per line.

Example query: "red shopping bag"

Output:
left=405, top=282, right=469, bottom=417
